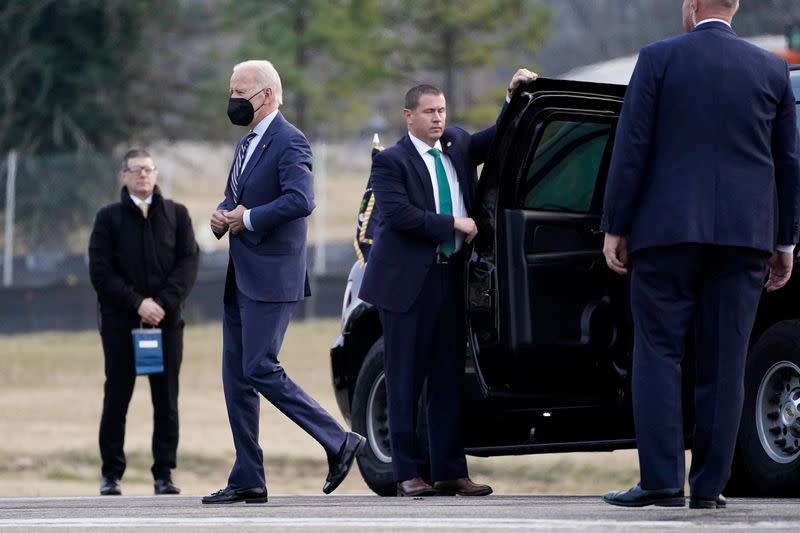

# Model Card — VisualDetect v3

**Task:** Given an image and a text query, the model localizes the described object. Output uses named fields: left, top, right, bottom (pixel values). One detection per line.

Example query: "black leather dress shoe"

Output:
left=603, top=484, right=685, bottom=507
left=100, top=477, right=121, bottom=496
left=201, top=486, right=268, bottom=504
left=690, top=494, right=727, bottom=509
left=154, top=478, right=181, bottom=495
left=323, top=431, right=366, bottom=494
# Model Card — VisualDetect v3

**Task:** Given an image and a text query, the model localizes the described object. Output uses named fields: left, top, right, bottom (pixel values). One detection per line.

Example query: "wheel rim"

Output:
left=755, top=360, right=800, bottom=464
left=366, top=370, right=392, bottom=463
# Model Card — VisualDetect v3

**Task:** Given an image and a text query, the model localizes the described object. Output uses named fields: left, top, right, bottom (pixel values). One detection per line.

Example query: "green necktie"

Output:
left=428, top=148, right=455, bottom=256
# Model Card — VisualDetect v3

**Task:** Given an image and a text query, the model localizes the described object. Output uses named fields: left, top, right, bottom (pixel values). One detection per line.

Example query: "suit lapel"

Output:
left=236, top=112, right=283, bottom=198
left=399, top=135, right=437, bottom=212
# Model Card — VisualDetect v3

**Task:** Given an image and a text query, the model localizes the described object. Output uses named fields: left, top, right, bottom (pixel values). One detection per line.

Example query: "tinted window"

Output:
left=792, top=72, right=800, bottom=131
left=521, top=120, right=611, bottom=213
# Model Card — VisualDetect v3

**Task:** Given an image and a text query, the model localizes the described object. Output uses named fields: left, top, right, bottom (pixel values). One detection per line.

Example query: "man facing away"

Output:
left=359, top=68, right=538, bottom=497
left=89, top=149, right=199, bottom=496
left=601, top=0, right=800, bottom=509
left=203, top=60, right=364, bottom=504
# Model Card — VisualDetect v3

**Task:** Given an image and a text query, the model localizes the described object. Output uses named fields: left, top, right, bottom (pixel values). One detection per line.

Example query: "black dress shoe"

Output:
left=100, top=477, right=121, bottom=496
left=690, top=494, right=727, bottom=509
left=323, top=431, right=366, bottom=494
left=603, top=484, right=685, bottom=507
left=201, top=486, right=268, bottom=504
left=154, top=478, right=181, bottom=495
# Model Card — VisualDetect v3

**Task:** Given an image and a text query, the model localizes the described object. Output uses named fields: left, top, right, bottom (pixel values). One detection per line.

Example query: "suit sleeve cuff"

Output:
left=244, top=209, right=254, bottom=231
left=776, top=244, right=795, bottom=254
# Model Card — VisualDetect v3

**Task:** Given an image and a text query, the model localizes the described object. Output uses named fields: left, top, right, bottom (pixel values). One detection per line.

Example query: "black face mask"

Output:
left=227, top=89, right=265, bottom=126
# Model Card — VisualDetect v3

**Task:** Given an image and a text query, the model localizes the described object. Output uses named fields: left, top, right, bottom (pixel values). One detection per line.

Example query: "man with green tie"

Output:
left=359, top=69, right=537, bottom=497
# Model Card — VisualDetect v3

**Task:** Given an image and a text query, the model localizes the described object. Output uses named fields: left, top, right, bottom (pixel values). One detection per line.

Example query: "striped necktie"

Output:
left=230, top=132, right=257, bottom=202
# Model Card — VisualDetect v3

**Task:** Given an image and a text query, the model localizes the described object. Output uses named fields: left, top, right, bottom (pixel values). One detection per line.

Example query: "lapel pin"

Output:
left=446, top=141, right=452, bottom=148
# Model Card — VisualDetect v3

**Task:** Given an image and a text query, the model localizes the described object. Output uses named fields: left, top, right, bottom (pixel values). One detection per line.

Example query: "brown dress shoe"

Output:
left=397, top=477, right=436, bottom=497
left=434, top=477, right=493, bottom=496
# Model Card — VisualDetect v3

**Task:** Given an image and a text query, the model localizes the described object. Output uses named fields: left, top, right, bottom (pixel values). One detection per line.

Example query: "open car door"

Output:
left=466, top=78, right=630, bottom=408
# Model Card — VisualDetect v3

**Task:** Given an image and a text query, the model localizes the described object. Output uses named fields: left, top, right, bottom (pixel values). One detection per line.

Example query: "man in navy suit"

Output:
left=601, top=0, right=800, bottom=509
left=359, top=69, right=537, bottom=497
left=202, top=60, right=364, bottom=504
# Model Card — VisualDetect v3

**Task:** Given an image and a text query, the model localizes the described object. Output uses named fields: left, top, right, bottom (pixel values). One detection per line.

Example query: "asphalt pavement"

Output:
left=0, top=494, right=799, bottom=532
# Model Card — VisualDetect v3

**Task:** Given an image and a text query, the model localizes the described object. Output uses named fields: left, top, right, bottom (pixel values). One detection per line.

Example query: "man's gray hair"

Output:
left=233, top=60, right=283, bottom=106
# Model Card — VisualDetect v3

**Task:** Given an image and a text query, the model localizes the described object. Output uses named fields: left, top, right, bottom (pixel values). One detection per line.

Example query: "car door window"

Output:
left=792, top=73, right=799, bottom=131
left=520, top=119, right=612, bottom=213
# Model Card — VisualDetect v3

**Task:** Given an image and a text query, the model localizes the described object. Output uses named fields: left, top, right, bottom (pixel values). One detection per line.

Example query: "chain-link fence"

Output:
left=0, top=151, right=118, bottom=255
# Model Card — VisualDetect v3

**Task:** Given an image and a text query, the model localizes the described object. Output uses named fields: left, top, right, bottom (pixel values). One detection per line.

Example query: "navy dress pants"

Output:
left=222, top=288, right=346, bottom=489
left=630, top=244, right=767, bottom=498
left=379, top=261, right=469, bottom=483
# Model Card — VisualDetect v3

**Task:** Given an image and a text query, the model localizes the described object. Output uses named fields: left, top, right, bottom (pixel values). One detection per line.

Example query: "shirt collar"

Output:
left=408, top=132, right=443, bottom=157
left=130, top=194, right=152, bottom=206
left=251, top=108, right=280, bottom=137
left=695, top=18, right=731, bottom=28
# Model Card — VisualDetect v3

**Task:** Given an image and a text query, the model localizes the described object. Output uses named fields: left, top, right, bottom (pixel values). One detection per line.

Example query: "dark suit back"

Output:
left=601, top=21, right=800, bottom=253
left=219, top=112, right=314, bottom=302
left=359, top=126, right=495, bottom=312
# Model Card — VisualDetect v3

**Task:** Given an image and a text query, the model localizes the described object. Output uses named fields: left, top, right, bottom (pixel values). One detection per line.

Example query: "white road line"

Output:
left=1, top=518, right=799, bottom=529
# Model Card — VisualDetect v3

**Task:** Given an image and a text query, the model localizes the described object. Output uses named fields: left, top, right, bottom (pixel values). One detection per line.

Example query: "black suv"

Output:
left=331, top=68, right=800, bottom=497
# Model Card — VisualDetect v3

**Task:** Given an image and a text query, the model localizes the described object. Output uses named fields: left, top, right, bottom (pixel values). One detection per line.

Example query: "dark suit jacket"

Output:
left=359, top=124, right=496, bottom=313
left=601, top=21, right=800, bottom=254
left=89, top=186, right=199, bottom=326
left=217, top=112, right=314, bottom=302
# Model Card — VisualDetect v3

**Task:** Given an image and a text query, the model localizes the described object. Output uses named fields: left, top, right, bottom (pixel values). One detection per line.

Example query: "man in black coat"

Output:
left=89, top=148, right=199, bottom=496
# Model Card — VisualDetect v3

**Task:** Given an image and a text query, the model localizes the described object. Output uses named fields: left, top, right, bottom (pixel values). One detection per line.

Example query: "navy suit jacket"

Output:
left=601, top=21, right=800, bottom=254
left=359, top=123, right=497, bottom=313
left=217, top=112, right=314, bottom=302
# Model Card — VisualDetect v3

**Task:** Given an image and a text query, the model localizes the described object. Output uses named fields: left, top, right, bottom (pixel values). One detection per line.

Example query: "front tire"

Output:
left=351, top=338, right=396, bottom=496
left=728, top=320, right=800, bottom=496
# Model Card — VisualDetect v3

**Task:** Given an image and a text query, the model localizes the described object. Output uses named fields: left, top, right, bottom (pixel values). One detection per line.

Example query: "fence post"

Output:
left=3, top=150, right=17, bottom=287
left=315, top=141, right=327, bottom=277
left=308, top=141, right=328, bottom=319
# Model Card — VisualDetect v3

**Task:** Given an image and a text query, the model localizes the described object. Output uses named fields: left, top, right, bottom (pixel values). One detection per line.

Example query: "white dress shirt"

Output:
left=130, top=194, right=152, bottom=207
left=243, top=108, right=280, bottom=231
left=407, top=132, right=467, bottom=252
left=694, top=18, right=731, bottom=28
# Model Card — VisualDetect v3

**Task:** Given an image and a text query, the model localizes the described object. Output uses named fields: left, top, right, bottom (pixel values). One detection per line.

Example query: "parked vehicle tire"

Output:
left=351, top=338, right=396, bottom=496
left=351, top=337, right=432, bottom=496
left=728, top=320, right=800, bottom=496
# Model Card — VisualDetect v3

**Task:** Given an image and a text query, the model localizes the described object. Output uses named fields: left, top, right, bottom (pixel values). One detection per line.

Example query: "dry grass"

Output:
left=0, top=320, right=643, bottom=497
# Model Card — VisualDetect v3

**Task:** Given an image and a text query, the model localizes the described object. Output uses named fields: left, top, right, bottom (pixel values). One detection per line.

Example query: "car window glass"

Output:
left=521, top=120, right=611, bottom=213
left=792, top=74, right=799, bottom=131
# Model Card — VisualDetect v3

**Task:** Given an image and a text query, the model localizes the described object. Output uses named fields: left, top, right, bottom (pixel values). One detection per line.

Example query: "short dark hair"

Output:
left=404, top=84, right=443, bottom=111
left=121, top=148, right=152, bottom=170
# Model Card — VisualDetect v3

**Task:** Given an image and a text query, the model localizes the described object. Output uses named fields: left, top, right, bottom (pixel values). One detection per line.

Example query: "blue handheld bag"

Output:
left=132, top=327, right=164, bottom=375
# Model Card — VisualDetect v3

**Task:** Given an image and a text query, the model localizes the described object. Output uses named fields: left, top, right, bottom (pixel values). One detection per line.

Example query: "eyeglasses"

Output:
left=124, top=166, right=157, bottom=174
